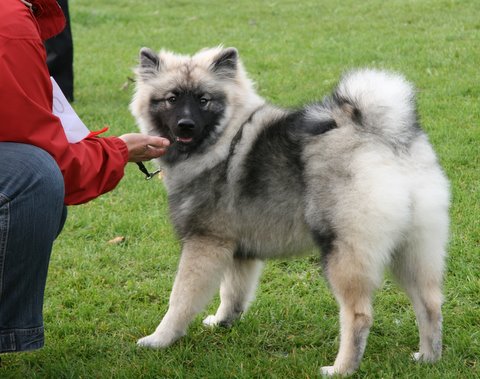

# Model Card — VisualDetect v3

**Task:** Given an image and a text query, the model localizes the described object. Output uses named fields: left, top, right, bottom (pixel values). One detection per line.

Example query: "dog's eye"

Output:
left=167, top=96, right=177, bottom=104
left=199, top=97, right=210, bottom=106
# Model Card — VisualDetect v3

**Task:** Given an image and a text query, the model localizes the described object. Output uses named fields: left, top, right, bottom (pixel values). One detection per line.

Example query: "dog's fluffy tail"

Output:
left=330, top=69, right=420, bottom=148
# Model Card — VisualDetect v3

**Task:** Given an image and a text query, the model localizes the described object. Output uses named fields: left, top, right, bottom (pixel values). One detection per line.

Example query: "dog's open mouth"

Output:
left=176, top=136, right=194, bottom=144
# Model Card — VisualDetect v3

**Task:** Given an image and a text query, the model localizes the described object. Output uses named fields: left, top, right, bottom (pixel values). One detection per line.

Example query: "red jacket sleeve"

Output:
left=0, top=0, right=129, bottom=205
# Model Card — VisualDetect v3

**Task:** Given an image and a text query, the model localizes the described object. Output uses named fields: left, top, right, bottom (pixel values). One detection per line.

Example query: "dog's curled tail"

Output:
left=332, top=69, right=420, bottom=148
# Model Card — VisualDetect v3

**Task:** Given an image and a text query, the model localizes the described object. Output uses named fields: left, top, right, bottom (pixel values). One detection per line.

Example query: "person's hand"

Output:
left=119, top=133, right=170, bottom=162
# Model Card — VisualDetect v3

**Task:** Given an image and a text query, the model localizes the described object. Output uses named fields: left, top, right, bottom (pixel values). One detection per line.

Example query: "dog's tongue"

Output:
left=176, top=137, right=193, bottom=144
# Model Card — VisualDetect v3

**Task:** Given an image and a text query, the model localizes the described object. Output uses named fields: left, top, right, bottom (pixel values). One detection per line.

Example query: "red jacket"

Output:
left=0, top=0, right=129, bottom=205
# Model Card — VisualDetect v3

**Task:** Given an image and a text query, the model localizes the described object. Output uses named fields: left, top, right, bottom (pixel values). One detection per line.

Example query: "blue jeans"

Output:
left=0, top=143, right=67, bottom=353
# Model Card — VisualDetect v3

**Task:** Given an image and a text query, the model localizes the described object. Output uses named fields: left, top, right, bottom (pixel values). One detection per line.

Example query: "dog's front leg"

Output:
left=138, top=237, right=234, bottom=348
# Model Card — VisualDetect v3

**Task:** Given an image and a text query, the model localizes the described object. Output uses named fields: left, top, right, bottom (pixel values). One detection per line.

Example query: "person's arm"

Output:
left=0, top=1, right=167, bottom=205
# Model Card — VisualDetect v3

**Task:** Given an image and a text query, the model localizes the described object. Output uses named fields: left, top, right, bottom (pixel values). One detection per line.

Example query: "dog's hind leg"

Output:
left=390, top=175, right=448, bottom=364
left=203, top=258, right=264, bottom=327
left=137, top=236, right=234, bottom=348
left=391, top=230, right=446, bottom=363
left=320, top=241, right=385, bottom=376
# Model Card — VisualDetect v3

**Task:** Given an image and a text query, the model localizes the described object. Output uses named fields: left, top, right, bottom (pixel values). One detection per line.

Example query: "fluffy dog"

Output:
left=130, top=46, right=450, bottom=375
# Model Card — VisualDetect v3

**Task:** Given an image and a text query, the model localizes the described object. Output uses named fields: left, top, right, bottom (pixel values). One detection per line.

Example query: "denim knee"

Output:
left=0, top=143, right=64, bottom=206
left=21, top=144, right=65, bottom=206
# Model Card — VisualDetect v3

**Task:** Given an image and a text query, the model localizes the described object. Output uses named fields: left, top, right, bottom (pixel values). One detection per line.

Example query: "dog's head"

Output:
left=131, top=46, right=256, bottom=161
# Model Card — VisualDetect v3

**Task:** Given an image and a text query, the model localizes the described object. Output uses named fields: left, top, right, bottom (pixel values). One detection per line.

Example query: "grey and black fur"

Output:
left=131, top=46, right=450, bottom=376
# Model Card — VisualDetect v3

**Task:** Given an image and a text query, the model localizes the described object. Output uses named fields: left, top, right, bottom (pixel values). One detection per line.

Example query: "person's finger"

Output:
left=145, top=146, right=168, bottom=159
left=145, top=136, right=170, bottom=148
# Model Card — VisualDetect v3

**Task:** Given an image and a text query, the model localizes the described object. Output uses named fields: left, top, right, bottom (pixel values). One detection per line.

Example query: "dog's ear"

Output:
left=138, top=47, right=161, bottom=80
left=210, top=47, right=238, bottom=79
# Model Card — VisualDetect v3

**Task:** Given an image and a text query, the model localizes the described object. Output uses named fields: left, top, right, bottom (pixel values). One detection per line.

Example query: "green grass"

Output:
left=2, top=0, right=479, bottom=377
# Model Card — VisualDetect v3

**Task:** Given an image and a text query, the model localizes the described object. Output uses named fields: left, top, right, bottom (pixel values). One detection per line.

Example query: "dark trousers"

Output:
left=45, top=0, right=74, bottom=101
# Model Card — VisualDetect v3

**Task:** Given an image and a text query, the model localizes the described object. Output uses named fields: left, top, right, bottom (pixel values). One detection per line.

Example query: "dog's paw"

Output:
left=320, top=366, right=337, bottom=376
left=202, top=315, right=219, bottom=327
left=412, top=351, right=440, bottom=363
left=137, top=331, right=179, bottom=349
left=137, top=334, right=169, bottom=348
left=320, top=365, right=354, bottom=377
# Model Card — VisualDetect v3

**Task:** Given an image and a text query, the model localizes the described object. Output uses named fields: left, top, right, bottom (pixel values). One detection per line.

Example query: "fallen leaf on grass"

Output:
left=108, top=236, right=125, bottom=244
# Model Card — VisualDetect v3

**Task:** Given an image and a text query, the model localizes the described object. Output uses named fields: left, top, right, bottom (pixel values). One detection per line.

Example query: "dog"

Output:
left=130, top=46, right=450, bottom=376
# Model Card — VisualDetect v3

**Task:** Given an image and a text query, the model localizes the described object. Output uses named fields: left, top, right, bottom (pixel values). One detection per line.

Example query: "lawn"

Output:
left=1, top=0, right=479, bottom=377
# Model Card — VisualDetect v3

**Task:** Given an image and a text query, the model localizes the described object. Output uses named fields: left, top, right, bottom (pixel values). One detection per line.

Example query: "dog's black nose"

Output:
left=177, top=119, right=195, bottom=130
